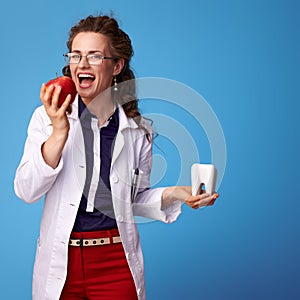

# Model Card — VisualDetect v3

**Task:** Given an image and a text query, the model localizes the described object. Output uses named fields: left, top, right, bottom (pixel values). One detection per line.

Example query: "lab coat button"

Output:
left=137, top=288, right=141, bottom=295
left=112, top=175, right=119, bottom=183
left=125, top=252, right=130, bottom=260
left=117, top=215, right=124, bottom=222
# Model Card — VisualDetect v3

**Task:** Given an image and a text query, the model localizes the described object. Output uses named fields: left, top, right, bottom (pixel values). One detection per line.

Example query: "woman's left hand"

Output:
left=161, top=186, right=219, bottom=210
left=184, top=188, right=219, bottom=209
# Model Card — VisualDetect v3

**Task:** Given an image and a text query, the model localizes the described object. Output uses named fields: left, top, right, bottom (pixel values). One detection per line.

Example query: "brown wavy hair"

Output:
left=62, top=14, right=141, bottom=122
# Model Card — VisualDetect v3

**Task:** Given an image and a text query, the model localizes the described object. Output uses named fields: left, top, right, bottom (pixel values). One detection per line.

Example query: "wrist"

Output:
left=161, top=186, right=177, bottom=209
left=52, top=127, right=69, bottom=141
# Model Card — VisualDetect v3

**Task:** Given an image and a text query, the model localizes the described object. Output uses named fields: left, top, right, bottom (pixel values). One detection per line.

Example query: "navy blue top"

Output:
left=72, top=97, right=119, bottom=232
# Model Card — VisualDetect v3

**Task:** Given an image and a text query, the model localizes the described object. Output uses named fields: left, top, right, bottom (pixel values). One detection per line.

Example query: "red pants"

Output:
left=60, top=228, right=138, bottom=300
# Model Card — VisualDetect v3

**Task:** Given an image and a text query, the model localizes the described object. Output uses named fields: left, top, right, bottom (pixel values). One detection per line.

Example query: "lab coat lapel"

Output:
left=111, top=106, right=138, bottom=167
left=69, top=96, right=86, bottom=191
left=111, top=131, right=125, bottom=167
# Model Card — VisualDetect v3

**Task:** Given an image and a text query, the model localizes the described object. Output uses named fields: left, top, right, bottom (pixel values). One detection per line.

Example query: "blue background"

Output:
left=1, top=0, right=299, bottom=299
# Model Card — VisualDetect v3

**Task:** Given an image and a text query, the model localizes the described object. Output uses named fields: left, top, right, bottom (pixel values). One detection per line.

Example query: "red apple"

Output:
left=45, top=76, right=77, bottom=107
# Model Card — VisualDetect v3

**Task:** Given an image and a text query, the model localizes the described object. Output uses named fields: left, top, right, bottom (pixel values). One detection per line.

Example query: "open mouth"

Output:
left=78, top=73, right=95, bottom=87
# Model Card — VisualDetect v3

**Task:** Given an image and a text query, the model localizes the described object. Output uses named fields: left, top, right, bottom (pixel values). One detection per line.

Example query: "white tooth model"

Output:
left=191, top=163, right=217, bottom=196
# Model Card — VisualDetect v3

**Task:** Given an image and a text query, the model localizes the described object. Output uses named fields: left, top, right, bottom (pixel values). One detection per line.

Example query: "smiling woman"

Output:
left=62, top=15, right=140, bottom=120
left=14, top=14, right=218, bottom=300
left=67, top=32, right=123, bottom=108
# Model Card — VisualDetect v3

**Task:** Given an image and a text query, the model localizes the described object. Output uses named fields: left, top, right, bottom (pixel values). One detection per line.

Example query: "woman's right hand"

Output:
left=40, top=83, right=72, bottom=169
left=40, top=83, right=72, bottom=135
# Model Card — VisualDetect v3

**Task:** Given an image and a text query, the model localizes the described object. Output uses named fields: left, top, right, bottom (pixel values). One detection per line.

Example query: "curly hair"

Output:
left=62, top=14, right=141, bottom=121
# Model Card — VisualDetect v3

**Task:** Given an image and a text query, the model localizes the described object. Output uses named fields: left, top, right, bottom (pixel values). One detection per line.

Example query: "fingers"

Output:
left=40, top=83, right=51, bottom=109
left=40, top=84, right=70, bottom=114
left=50, top=85, right=62, bottom=109
left=39, top=83, right=70, bottom=132
left=184, top=193, right=219, bottom=210
left=40, top=83, right=59, bottom=110
left=60, top=94, right=72, bottom=112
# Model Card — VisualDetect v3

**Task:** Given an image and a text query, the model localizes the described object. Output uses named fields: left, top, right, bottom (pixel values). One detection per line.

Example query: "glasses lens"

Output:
left=63, top=53, right=106, bottom=65
left=64, top=53, right=80, bottom=64
left=70, top=54, right=81, bottom=64
left=87, top=54, right=103, bottom=65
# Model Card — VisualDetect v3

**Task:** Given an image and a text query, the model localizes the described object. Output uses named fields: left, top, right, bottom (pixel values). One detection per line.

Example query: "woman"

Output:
left=14, top=14, right=219, bottom=300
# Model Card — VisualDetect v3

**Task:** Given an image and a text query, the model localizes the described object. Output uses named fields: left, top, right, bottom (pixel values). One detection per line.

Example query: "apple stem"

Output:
left=56, top=72, right=58, bottom=78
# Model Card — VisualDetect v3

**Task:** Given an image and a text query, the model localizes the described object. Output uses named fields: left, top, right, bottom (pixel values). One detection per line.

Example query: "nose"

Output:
left=78, top=55, right=90, bottom=68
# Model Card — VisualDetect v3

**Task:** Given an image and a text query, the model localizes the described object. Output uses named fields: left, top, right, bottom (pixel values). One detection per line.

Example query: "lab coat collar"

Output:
left=117, top=103, right=139, bottom=131
left=69, top=95, right=139, bottom=131
left=68, top=95, right=79, bottom=120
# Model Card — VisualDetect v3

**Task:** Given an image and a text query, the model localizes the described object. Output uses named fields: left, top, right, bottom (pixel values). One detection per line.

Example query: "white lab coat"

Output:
left=14, top=96, right=182, bottom=300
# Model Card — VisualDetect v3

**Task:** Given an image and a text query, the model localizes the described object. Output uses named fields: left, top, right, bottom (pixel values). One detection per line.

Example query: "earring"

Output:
left=113, top=76, right=118, bottom=91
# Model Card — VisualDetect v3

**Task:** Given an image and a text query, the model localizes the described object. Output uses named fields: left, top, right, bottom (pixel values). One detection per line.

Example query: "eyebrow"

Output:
left=71, top=50, right=105, bottom=55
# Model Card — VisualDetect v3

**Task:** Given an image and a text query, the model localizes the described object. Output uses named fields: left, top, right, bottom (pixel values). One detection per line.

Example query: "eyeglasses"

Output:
left=63, top=53, right=115, bottom=65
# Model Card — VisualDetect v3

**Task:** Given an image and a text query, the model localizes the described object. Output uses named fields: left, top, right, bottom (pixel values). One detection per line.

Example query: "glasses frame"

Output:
left=63, top=53, right=116, bottom=65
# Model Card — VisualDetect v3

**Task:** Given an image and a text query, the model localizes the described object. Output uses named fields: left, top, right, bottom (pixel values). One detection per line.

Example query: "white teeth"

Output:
left=78, top=74, right=95, bottom=78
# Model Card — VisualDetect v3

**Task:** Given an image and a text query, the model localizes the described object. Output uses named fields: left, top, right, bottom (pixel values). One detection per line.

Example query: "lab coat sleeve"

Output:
left=14, top=107, right=63, bottom=203
left=132, top=131, right=182, bottom=223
